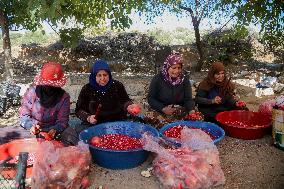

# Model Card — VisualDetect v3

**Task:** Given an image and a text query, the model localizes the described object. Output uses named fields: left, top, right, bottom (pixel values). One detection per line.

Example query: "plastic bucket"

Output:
left=79, top=121, right=159, bottom=169
left=159, top=120, right=225, bottom=146
left=0, top=138, right=63, bottom=179
left=272, top=109, right=284, bottom=150
left=216, top=110, right=271, bottom=140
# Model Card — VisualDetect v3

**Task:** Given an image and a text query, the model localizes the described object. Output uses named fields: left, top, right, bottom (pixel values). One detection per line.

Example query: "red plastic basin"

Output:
left=216, top=110, right=272, bottom=140
left=0, top=138, right=62, bottom=178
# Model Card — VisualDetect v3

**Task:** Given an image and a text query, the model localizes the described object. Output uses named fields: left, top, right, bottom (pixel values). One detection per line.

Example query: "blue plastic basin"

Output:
left=79, top=121, right=159, bottom=170
left=159, top=121, right=225, bottom=146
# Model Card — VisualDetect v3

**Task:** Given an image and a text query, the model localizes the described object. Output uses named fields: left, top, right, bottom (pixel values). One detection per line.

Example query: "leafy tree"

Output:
left=219, top=0, right=284, bottom=52
left=142, top=0, right=226, bottom=71
left=203, top=27, right=252, bottom=64
left=0, top=0, right=149, bottom=81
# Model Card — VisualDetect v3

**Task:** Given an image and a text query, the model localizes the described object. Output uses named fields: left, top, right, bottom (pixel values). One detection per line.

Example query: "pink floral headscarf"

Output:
left=162, top=53, right=184, bottom=86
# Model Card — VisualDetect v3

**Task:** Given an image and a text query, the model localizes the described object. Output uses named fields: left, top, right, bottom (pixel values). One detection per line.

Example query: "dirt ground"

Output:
left=86, top=90, right=284, bottom=189
left=89, top=135, right=284, bottom=189
left=0, top=70, right=283, bottom=189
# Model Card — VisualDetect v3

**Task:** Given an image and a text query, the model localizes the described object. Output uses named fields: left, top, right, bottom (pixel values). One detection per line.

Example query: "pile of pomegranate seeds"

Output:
left=236, top=101, right=246, bottom=108
left=89, top=134, right=143, bottom=150
left=224, top=121, right=263, bottom=128
left=164, top=125, right=216, bottom=140
left=186, top=111, right=204, bottom=121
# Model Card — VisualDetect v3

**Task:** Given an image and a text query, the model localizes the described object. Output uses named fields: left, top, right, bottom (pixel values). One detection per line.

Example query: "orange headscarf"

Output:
left=198, top=61, right=234, bottom=96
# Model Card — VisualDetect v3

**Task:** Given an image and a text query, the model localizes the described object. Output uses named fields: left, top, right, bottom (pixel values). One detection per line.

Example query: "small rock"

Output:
left=273, top=83, right=284, bottom=94
left=233, top=79, right=257, bottom=88
left=255, top=88, right=274, bottom=97
left=141, top=167, right=153, bottom=178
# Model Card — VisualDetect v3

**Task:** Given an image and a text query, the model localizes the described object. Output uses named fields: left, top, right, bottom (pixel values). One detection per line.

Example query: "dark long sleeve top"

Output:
left=75, top=80, right=133, bottom=124
left=19, top=85, right=70, bottom=133
left=195, top=87, right=236, bottom=108
left=147, top=72, right=195, bottom=113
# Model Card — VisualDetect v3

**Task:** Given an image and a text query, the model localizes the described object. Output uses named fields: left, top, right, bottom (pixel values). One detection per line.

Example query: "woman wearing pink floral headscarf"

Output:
left=146, top=53, right=195, bottom=128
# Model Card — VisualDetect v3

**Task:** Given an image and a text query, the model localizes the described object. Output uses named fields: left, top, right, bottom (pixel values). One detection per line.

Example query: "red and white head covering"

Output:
left=34, top=62, right=67, bottom=88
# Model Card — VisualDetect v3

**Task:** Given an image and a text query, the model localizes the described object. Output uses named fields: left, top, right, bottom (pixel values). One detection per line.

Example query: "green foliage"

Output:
left=1, top=0, right=157, bottom=48
left=147, top=28, right=173, bottom=45
left=83, top=20, right=109, bottom=37
left=218, top=0, right=284, bottom=51
left=19, top=31, right=57, bottom=45
left=147, top=27, right=199, bottom=45
left=142, top=0, right=222, bottom=24
left=0, top=30, right=57, bottom=46
left=59, top=28, right=82, bottom=48
left=204, top=27, right=253, bottom=63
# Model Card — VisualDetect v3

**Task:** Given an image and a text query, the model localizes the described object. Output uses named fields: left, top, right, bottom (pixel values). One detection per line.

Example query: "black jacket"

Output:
left=75, top=80, right=132, bottom=124
left=147, top=72, right=195, bottom=113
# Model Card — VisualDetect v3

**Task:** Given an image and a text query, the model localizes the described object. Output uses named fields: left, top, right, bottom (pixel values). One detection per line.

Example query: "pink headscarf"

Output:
left=162, top=53, right=184, bottom=86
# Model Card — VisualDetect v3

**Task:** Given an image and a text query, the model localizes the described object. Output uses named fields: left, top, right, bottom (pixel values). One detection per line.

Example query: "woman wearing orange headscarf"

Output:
left=196, top=61, right=247, bottom=122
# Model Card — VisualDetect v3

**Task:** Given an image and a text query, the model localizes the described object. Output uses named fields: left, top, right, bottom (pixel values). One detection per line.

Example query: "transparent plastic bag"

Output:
left=142, top=127, right=225, bottom=189
left=31, top=141, right=91, bottom=189
left=275, top=95, right=284, bottom=110
left=258, top=99, right=276, bottom=116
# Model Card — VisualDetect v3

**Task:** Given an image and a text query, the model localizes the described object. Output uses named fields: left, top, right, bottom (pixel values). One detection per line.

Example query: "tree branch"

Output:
left=198, top=0, right=209, bottom=23
left=180, top=5, right=198, bottom=26
left=219, top=14, right=235, bottom=32
left=195, top=0, right=199, bottom=18
left=45, top=21, right=60, bottom=35
left=179, top=5, right=194, bottom=17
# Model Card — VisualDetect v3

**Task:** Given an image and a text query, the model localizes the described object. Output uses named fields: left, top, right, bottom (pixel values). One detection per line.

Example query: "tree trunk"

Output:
left=0, top=10, right=14, bottom=81
left=193, top=24, right=204, bottom=72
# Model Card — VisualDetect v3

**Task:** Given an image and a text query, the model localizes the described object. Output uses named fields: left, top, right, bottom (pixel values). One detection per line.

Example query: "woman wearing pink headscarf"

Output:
left=146, top=53, right=195, bottom=128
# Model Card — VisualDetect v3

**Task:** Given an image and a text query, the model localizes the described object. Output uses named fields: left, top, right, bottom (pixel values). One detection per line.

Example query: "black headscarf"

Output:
left=35, top=85, right=65, bottom=108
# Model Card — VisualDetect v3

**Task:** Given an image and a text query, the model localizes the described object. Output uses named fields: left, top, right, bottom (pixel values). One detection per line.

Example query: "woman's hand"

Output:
left=127, top=104, right=141, bottom=116
left=236, top=101, right=246, bottom=108
left=30, top=124, right=40, bottom=135
left=87, top=115, right=98, bottom=124
left=162, top=105, right=175, bottom=115
left=48, top=129, right=57, bottom=139
left=212, top=96, right=222, bottom=104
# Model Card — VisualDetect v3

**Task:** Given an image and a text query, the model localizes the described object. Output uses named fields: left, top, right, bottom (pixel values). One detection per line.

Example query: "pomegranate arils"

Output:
left=224, top=120, right=264, bottom=128
left=186, top=111, right=204, bottom=121
left=164, top=125, right=216, bottom=140
left=90, top=134, right=142, bottom=150
left=236, top=101, right=246, bottom=108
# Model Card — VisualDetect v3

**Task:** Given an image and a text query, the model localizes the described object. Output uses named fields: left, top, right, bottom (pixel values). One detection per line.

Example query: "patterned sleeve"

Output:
left=19, top=86, right=38, bottom=129
left=49, top=93, right=70, bottom=133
